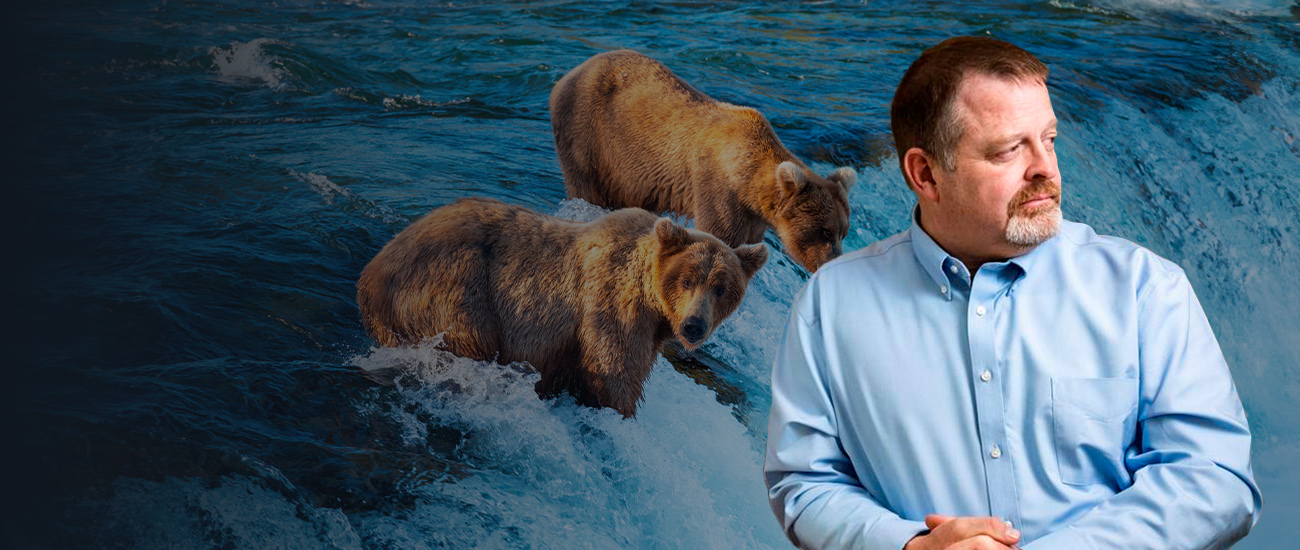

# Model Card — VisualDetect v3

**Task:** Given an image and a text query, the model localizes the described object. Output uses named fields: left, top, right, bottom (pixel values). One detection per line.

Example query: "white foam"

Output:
left=298, top=171, right=344, bottom=205
left=552, top=198, right=695, bottom=228
left=345, top=342, right=790, bottom=548
left=553, top=197, right=611, bottom=222
left=209, top=38, right=285, bottom=88
left=1047, top=0, right=1126, bottom=15
left=1066, top=0, right=1291, bottom=17
left=290, top=170, right=404, bottom=224
left=381, top=94, right=470, bottom=110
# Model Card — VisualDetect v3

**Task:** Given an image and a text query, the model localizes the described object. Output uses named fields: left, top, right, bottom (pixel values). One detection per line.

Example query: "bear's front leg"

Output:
left=578, top=340, right=657, bottom=418
left=693, top=195, right=749, bottom=248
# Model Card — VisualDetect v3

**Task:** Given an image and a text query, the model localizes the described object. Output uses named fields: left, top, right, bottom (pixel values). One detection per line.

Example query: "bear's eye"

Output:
left=714, top=285, right=726, bottom=298
left=819, top=229, right=834, bottom=243
left=681, top=279, right=694, bottom=291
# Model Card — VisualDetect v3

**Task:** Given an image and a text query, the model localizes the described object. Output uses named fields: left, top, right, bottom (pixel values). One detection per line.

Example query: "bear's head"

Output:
left=654, top=218, right=767, bottom=351
left=771, top=161, right=857, bottom=273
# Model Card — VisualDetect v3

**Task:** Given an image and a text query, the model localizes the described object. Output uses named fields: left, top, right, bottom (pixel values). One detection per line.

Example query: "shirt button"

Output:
left=976, top=305, right=987, bottom=316
left=940, top=284, right=949, bottom=295
left=948, top=264, right=959, bottom=274
left=980, top=370, right=992, bottom=382
left=990, top=445, right=1002, bottom=459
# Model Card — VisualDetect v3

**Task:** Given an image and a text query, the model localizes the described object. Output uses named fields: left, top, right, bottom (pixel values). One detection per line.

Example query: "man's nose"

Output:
left=1026, top=142, right=1059, bottom=182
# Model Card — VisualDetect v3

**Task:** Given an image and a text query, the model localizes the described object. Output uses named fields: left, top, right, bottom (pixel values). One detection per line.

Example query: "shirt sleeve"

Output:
left=764, top=283, right=928, bottom=550
left=1023, top=268, right=1262, bottom=549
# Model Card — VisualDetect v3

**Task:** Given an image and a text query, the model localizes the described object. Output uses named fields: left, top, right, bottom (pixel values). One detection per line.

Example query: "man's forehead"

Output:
left=954, top=73, right=1056, bottom=139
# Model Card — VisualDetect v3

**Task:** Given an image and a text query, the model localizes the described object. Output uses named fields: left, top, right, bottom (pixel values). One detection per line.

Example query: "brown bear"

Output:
left=356, top=197, right=767, bottom=418
left=549, top=49, right=857, bottom=273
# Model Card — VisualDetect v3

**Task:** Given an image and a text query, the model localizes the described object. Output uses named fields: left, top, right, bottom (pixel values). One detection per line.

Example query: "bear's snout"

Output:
left=680, top=316, right=707, bottom=344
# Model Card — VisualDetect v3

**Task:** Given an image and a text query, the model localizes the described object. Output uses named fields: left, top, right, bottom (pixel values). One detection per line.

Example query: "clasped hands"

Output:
left=903, top=514, right=1022, bottom=550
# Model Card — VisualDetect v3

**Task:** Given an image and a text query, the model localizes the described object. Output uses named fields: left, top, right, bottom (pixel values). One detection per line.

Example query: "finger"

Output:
left=924, top=514, right=953, bottom=529
left=943, top=517, right=1020, bottom=546
left=967, top=533, right=1013, bottom=550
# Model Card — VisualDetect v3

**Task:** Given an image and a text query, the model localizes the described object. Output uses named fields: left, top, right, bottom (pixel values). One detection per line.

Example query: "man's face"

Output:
left=931, top=73, right=1062, bottom=260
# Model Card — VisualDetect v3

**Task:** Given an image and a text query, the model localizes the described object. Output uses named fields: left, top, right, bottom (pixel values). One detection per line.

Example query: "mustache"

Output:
left=1009, top=180, right=1061, bottom=213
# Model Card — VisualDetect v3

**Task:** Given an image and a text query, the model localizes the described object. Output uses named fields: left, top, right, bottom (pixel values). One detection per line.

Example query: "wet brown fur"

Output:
left=357, top=197, right=767, bottom=417
left=550, top=49, right=857, bottom=272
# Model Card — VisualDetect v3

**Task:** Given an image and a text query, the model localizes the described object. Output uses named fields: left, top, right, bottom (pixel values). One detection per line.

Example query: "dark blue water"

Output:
left=7, top=0, right=1299, bottom=547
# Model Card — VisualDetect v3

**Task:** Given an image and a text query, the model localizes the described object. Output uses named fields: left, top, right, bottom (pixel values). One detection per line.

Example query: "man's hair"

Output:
left=890, top=36, right=1049, bottom=172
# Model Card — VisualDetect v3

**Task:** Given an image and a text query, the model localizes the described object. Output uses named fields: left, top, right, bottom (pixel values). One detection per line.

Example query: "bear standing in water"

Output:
left=357, top=198, right=767, bottom=418
left=550, top=49, right=857, bottom=272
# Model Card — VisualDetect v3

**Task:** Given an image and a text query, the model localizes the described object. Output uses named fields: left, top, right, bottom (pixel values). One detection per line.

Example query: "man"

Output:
left=763, top=36, right=1261, bottom=550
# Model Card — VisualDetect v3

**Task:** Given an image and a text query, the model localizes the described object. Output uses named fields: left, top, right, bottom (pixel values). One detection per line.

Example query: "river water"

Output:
left=7, top=0, right=1299, bottom=548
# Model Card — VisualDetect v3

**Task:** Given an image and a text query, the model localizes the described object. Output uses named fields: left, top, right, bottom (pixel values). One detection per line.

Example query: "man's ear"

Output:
left=775, top=161, right=806, bottom=198
left=655, top=218, right=691, bottom=256
left=734, top=243, right=768, bottom=278
left=902, top=147, right=941, bottom=204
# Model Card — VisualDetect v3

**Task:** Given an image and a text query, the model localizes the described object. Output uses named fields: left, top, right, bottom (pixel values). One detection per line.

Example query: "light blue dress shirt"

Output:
left=764, top=215, right=1261, bottom=549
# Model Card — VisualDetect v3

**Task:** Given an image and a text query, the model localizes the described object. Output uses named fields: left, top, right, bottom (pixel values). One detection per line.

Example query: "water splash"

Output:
left=210, top=38, right=285, bottom=88
left=346, top=341, right=788, bottom=549
left=553, top=197, right=610, bottom=222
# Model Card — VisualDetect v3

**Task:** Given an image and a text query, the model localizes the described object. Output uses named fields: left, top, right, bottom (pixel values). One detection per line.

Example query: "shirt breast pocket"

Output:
left=1052, top=376, right=1139, bottom=487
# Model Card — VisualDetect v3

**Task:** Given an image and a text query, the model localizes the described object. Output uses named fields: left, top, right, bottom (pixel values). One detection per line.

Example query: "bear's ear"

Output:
left=775, top=161, right=806, bottom=198
left=734, top=243, right=768, bottom=279
left=828, top=166, right=858, bottom=193
left=655, top=218, right=691, bottom=256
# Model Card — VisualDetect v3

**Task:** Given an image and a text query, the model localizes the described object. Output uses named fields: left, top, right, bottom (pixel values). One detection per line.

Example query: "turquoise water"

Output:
left=8, top=0, right=1299, bottom=547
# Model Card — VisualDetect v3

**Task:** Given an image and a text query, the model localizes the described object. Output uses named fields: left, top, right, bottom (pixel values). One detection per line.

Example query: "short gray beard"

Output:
left=1005, top=205, right=1062, bottom=247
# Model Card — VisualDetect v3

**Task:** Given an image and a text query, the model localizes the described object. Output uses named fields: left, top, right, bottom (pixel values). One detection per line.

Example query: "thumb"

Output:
left=924, top=514, right=952, bottom=529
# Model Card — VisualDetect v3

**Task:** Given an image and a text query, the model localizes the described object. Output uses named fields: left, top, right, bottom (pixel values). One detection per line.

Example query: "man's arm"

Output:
left=764, top=294, right=928, bottom=550
left=1023, top=268, right=1262, bottom=549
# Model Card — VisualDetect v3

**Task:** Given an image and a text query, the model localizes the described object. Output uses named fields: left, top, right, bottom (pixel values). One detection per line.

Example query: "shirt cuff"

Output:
left=866, top=517, right=929, bottom=550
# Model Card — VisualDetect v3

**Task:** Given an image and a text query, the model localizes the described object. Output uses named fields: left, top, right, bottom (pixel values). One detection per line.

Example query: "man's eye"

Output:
left=1044, top=135, right=1057, bottom=151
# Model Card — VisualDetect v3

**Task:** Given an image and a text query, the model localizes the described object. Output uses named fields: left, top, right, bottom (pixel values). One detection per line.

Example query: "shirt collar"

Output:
left=908, top=206, right=1059, bottom=292
left=908, top=206, right=965, bottom=295
left=1006, top=226, right=1057, bottom=276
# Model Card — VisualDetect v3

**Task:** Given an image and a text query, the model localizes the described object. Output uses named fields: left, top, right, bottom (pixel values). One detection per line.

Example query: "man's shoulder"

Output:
left=1056, top=219, right=1186, bottom=285
left=788, top=229, right=917, bottom=324
left=816, top=229, right=915, bottom=280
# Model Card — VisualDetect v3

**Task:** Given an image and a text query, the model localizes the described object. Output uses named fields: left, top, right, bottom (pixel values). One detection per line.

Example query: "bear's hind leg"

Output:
left=421, top=246, right=503, bottom=362
left=561, top=163, right=613, bottom=208
left=438, top=319, right=501, bottom=363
